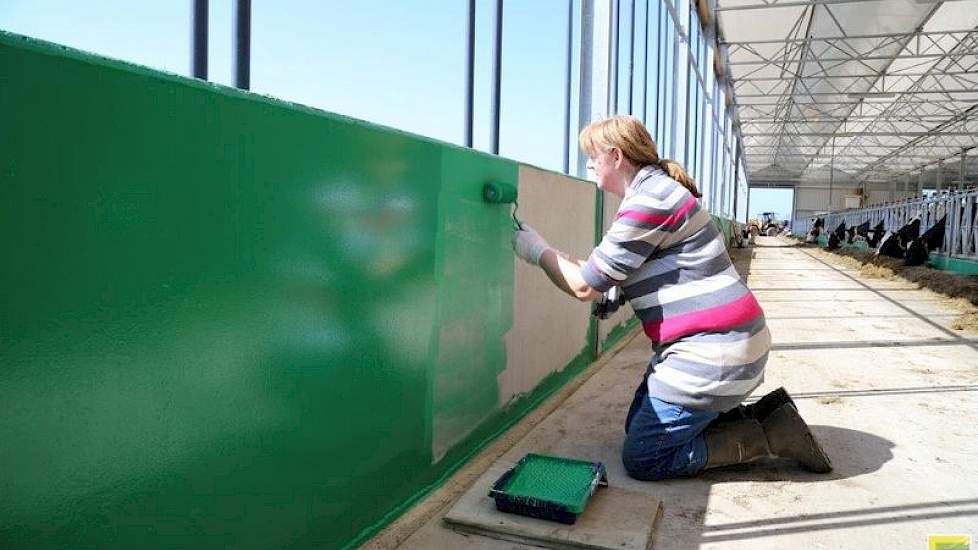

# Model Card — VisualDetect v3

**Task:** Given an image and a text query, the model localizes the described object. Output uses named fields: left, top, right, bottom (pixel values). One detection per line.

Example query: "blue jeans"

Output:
left=622, top=360, right=718, bottom=481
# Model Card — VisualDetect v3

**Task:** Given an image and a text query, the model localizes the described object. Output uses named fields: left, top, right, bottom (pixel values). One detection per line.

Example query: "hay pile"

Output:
left=800, top=240, right=978, bottom=334
left=951, top=311, right=978, bottom=332
left=817, top=247, right=978, bottom=307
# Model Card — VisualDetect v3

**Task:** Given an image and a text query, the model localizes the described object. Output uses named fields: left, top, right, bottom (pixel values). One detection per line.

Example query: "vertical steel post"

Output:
left=563, top=0, right=574, bottom=173
left=961, top=148, right=967, bottom=189
left=937, top=160, right=943, bottom=192
left=490, top=0, right=504, bottom=155
left=192, top=0, right=208, bottom=79
left=948, top=192, right=954, bottom=254
left=464, top=0, right=475, bottom=148
left=745, top=184, right=751, bottom=229
left=628, top=0, right=635, bottom=115
left=576, top=0, right=594, bottom=178
left=732, top=143, right=741, bottom=222
left=233, top=0, right=251, bottom=90
left=642, top=0, right=649, bottom=125
left=608, top=0, right=619, bottom=116
left=828, top=136, right=835, bottom=215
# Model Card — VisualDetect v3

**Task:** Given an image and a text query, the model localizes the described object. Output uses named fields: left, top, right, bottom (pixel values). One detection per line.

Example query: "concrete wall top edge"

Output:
left=0, top=30, right=511, bottom=171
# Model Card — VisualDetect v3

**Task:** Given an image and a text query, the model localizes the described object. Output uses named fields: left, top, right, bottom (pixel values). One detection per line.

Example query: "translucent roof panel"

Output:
left=718, top=0, right=978, bottom=186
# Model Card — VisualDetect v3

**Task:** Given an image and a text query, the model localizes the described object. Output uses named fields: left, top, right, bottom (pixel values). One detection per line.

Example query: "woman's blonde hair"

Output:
left=579, top=115, right=701, bottom=198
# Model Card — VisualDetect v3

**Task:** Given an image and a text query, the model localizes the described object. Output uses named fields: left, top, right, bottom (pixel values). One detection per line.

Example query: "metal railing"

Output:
left=823, top=189, right=978, bottom=261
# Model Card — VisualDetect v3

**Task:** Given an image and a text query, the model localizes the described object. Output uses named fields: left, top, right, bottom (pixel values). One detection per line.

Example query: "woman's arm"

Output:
left=538, top=249, right=602, bottom=302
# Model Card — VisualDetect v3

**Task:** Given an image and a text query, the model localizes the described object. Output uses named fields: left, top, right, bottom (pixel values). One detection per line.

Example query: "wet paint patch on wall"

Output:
left=429, top=149, right=518, bottom=461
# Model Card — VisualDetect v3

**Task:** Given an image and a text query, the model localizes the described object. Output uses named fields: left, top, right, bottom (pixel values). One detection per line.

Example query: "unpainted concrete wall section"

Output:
left=499, top=166, right=595, bottom=406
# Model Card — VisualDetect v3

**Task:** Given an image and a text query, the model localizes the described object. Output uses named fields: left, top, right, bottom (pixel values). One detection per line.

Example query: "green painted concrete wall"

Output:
left=711, top=215, right=732, bottom=246
left=0, top=32, right=586, bottom=550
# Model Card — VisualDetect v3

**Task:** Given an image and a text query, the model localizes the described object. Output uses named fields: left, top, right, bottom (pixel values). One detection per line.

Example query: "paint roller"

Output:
left=483, top=182, right=523, bottom=229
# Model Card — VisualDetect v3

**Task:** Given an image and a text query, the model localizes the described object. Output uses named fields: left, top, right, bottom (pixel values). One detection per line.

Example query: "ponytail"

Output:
left=659, top=159, right=701, bottom=198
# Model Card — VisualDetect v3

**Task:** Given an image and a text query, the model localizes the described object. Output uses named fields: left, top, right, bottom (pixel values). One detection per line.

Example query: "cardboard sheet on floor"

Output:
left=444, top=465, right=662, bottom=550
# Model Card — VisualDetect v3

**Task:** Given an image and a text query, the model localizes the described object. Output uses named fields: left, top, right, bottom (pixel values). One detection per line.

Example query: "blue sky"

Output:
left=0, top=1, right=572, bottom=172
left=2, top=2, right=765, bottom=217
left=749, top=188, right=793, bottom=223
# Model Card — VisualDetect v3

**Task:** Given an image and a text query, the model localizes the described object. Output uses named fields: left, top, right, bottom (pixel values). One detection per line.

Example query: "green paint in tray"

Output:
left=489, top=453, right=608, bottom=524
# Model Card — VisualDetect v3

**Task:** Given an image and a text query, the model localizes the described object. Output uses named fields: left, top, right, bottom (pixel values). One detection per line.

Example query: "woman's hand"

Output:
left=512, top=224, right=552, bottom=265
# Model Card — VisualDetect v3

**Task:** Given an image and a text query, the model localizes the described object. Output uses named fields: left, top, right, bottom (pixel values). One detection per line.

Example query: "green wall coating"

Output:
left=929, top=253, right=978, bottom=275
left=599, top=317, right=640, bottom=352
left=429, top=149, right=516, bottom=461
left=711, top=215, right=733, bottom=247
left=0, top=32, right=583, bottom=550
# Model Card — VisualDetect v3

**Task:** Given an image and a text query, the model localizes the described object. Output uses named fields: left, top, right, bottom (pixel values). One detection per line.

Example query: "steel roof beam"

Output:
left=852, top=31, right=978, bottom=181
left=769, top=4, right=818, bottom=173
left=735, top=88, right=978, bottom=97
left=728, top=52, right=977, bottom=65
left=717, top=0, right=893, bottom=12
left=743, top=131, right=976, bottom=137
left=731, top=70, right=978, bottom=82
left=722, top=28, right=977, bottom=45
left=726, top=30, right=978, bottom=69
left=745, top=117, right=957, bottom=122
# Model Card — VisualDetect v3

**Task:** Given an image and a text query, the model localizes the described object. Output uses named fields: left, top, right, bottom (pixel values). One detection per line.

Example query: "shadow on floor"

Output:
left=700, top=425, right=894, bottom=483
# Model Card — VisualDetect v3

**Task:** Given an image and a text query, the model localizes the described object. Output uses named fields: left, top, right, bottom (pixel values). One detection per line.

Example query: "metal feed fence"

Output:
left=822, top=189, right=978, bottom=260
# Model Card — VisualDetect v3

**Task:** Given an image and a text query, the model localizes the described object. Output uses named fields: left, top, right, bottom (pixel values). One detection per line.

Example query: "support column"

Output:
left=608, top=0, right=619, bottom=116
left=191, top=0, right=208, bottom=79
left=233, top=0, right=251, bottom=90
left=961, top=148, right=967, bottom=189
left=563, top=0, right=573, bottom=173
left=489, top=0, right=503, bottom=155
left=576, top=0, right=595, bottom=178
left=828, top=136, right=836, bottom=214
left=463, top=0, right=475, bottom=148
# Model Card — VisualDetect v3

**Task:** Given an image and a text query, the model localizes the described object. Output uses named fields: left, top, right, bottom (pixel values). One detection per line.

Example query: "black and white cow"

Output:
left=827, top=221, right=846, bottom=250
left=805, top=217, right=824, bottom=243
left=868, top=221, right=885, bottom=248
left=904, top=215, right=946, bottom=266
left=846, top=221, right=870, bottom=245
left=877, top=217, right=920, bottom=259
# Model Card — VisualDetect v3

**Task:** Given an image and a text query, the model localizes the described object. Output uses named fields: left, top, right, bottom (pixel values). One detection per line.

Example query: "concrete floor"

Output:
left=382, top=237, right=978, bottom=550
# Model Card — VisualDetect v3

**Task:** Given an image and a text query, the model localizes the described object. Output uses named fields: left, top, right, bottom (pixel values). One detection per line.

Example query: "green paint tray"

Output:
left=488, top=453, right=608, bottom=525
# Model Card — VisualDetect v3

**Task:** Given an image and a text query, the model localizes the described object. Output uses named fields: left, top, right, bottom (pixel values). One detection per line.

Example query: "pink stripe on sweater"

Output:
left=617, top=195, right=698, bottom=226
left=642, top=291, right=763, bottom=344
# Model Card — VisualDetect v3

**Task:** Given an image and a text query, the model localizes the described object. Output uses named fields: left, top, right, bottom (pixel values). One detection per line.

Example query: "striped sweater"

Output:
left=581, top=166, right=770, bottom=412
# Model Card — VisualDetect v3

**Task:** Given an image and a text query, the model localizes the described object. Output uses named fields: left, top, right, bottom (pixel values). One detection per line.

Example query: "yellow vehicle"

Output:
left=748, top=212, right=783, bottom=236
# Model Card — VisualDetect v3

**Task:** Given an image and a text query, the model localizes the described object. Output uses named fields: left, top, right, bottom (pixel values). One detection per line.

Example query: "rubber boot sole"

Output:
left=762, top=404, right=833, bottom=473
